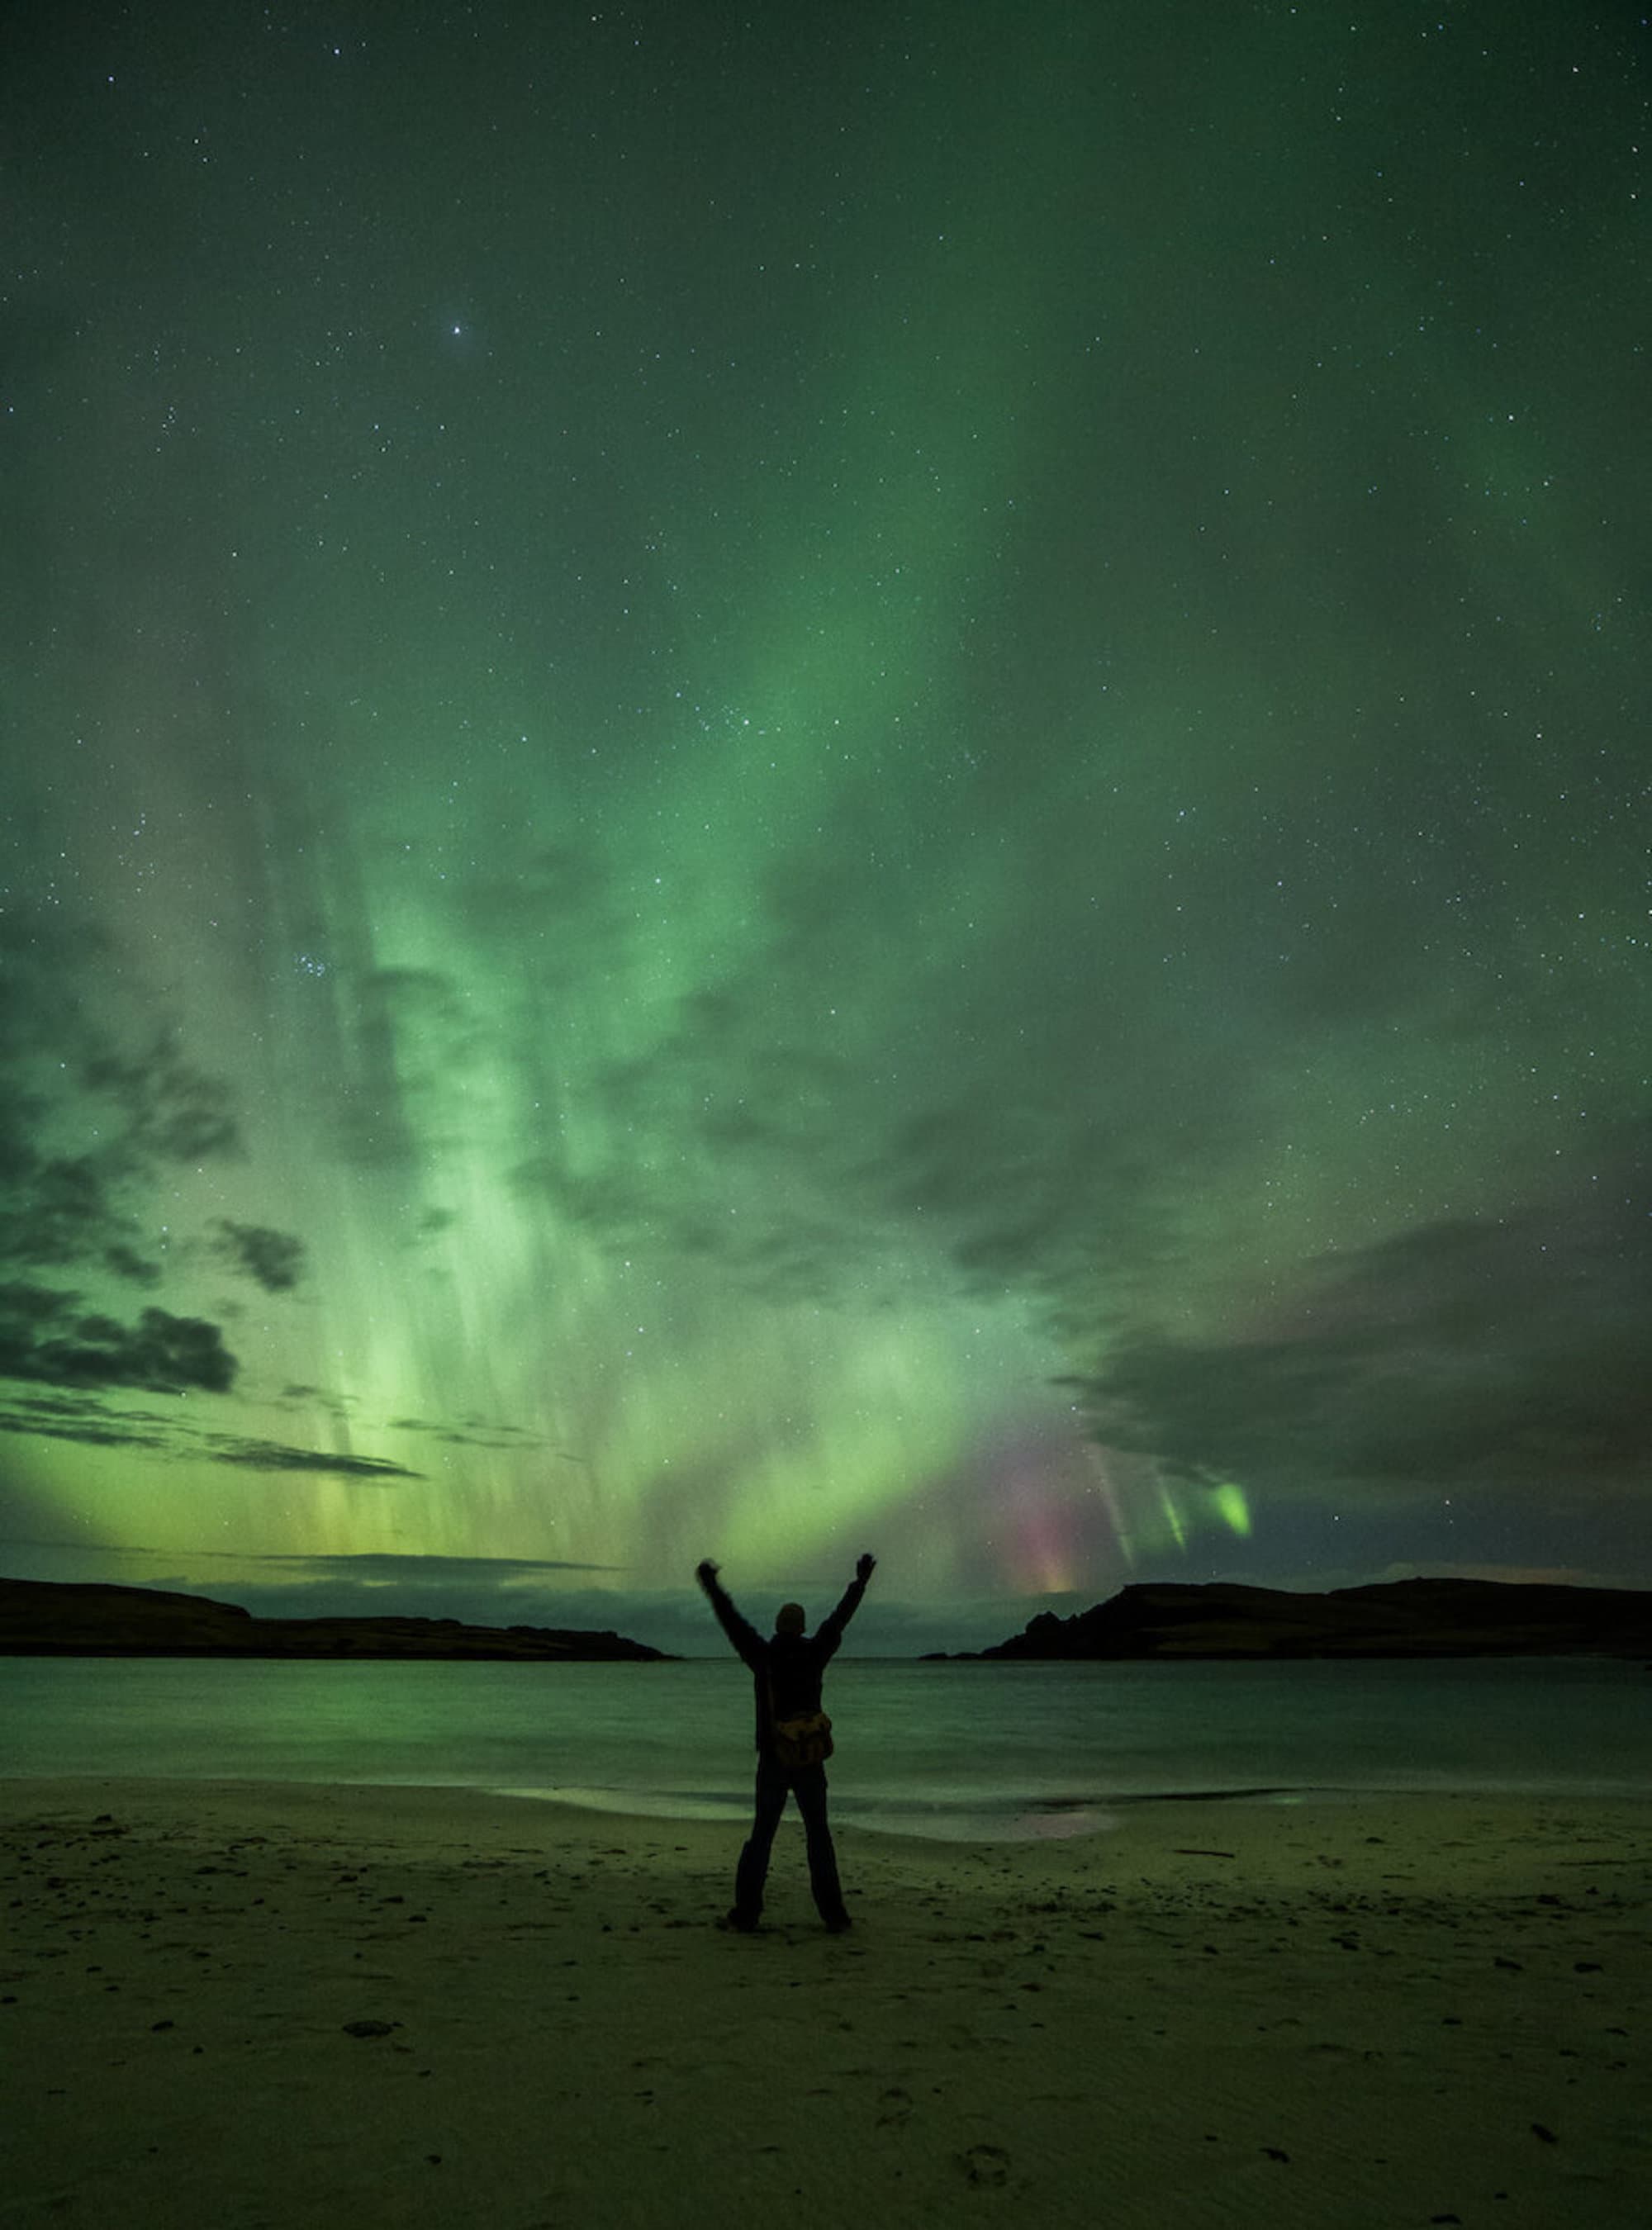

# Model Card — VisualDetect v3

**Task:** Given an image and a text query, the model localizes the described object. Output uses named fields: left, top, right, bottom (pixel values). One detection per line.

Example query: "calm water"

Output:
left=2, top=1655, right=1650, bottom=1839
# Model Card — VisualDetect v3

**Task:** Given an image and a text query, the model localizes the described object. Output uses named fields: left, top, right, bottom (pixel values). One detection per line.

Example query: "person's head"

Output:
left=774, top=1601, right=807, bottom=1639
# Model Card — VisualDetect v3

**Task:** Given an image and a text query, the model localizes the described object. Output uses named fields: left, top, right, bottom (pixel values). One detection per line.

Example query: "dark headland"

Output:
left=0, top=1577, right=673, bottom=1661
left=927, top=1578, right=1652, bottom=1661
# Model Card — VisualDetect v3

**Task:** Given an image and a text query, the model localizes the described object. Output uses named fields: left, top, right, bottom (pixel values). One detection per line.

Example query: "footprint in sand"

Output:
left=957, top=2143, right=1010, bottom=2187
left=876, top=2086, right=913, bottom=2129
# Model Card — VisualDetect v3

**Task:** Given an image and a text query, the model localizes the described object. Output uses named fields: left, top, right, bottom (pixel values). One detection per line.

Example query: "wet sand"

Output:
left=2, top=1777, right=1647, bottom=2228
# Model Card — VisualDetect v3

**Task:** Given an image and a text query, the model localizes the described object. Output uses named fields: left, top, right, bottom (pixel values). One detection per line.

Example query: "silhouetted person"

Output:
left=695, top=1552, right=875, bottom=1933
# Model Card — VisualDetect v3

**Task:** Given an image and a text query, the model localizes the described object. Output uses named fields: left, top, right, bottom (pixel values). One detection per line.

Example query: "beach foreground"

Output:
left=2, top=1779, right=1646, bottom=2229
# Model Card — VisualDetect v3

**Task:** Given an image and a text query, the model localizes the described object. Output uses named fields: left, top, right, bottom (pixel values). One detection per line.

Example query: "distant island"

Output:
left=927, top=1578, right=1652, bottom=1661
left=0, top=1577, right=673, bottom=1662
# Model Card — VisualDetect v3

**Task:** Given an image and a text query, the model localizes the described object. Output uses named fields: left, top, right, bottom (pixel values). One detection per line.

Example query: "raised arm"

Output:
left=695, top=1559, right=764, bottom=1670
left=815, top=1552, right=876, bottom=1654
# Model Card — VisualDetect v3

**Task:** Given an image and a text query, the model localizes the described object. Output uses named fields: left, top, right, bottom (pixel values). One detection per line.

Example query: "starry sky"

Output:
left=2, top=2, right=1647, bottom=1655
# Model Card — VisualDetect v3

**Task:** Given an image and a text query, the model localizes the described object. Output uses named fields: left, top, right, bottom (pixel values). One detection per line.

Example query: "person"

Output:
left=695, top=1551, right=876, bottom=1933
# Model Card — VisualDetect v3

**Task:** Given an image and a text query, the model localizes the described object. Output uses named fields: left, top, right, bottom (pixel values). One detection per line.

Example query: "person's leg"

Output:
left=730, top=1753, right=789, bottom=1925
left=791, top=1763, right=848, bottom=1927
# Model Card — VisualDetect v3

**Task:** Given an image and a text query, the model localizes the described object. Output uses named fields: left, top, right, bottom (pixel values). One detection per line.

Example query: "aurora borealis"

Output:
left=2, top=2, right=1646, bottom=1652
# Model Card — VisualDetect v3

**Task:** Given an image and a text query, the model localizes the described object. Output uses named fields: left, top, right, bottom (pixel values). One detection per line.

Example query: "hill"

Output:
left=932, top=1578, right=1652, bottom=1660
left=0, top=1577, right=672, bottom=1662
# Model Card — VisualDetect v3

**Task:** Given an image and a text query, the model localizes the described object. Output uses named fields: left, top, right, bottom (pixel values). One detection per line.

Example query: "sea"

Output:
left=2, top=1655, right=1650, bottom=1840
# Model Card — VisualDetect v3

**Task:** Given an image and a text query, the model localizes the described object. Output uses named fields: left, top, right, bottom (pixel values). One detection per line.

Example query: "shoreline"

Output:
left=8, top=1767, right=1651, bottom=1841
left=3, top=1778, right=1648, bottom=2227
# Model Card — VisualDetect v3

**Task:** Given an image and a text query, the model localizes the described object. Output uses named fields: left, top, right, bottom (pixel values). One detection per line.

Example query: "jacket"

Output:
left=703, top=1572, right=867, bottom=1756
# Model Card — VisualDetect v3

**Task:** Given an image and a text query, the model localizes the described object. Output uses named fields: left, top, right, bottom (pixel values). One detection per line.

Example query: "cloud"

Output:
left=103, top=1241, right=163, bottom=1285
left=0, top=1378, right=427, bottom=1482
left=0, top=1282, right=237, bottom=1393
left=489, top=781, right=1313, bottom=1332
left=0, top=1393, right=177, bottom=1452
left=1065, top=1175, right=1652, bottom=1502
left=78, top=1031, right=240, bottom=1165
left=0, top=902, right=248, bottom=1390
left=202, top=1439, right=422, bottom=1479
left=215, top=1220, right=306, bottom=1293
left=0, top=1143, right=121, bottom=1273
left=386, top=1414, right=561, bottom=1452
left=280, top=1383, right=358, bottom=1411
left=320, top=967, right=482, bottom=1171
left=240, top=1550, right=624, bottom=1579
left=454, top=844, right=615, bottom=958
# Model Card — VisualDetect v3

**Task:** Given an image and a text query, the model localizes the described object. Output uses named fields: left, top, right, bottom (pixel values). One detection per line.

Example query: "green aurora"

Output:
left=2, top=2, right=1646, bottom=1649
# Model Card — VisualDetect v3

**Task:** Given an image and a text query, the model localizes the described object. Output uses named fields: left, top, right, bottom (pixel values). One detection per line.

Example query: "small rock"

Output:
left=342, top=2019, right=396, bottom=2038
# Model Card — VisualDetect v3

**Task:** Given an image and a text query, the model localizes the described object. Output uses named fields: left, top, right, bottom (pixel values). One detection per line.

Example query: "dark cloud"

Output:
left=215, top=1221, right=306, bottom=1293
left=0, top=1282, right=236, bottom=1393
left=387, top=1414, right=553, bottom=1451
left=1066, top=1176, right=1652, bottom=1502
left=202, top=1439, right=421, bottom=1479
left=0, top=1392, right=176, bottom=1452
left=0, top=905, right=246, bottom=1385
left=80, top=1031, right=240, bottom=1164
left=0, top=1141, right=140, bottom=1284
left=241, top=1550, right=623, bottom=1579
left=360, top=969, right=474, bottom=1047
left=456, top=844, right=612, bottom=945
left=312, top=967, right=481, bottom=1172
left=103, top=1241, right=163, bottom=1285
left=0, top=1375, right=426, bottom=1486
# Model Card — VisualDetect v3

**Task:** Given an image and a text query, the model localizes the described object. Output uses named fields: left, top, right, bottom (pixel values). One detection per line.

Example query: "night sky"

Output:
left=2, top=2, right=1646, bottom=1654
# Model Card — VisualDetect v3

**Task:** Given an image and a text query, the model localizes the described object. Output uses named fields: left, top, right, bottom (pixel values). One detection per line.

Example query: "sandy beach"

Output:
left=1, top=1778, right=1646, bottom=2229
